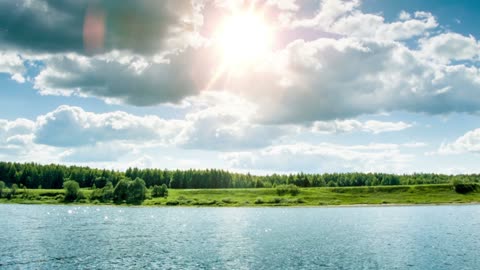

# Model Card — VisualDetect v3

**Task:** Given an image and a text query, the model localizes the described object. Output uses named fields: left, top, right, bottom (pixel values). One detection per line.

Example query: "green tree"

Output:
left=11, top=183, right=18, bottom=195
left=152, top=184, right=168, bottom=198
left=63, top=180, right=80, bottom=202
left=113, top=179, right=129, bottom=203
left=102, top=181, right=114, bottom=202
left=127, top=178, right=147, bottom=204
left=0, top=181, right=5, bottom=197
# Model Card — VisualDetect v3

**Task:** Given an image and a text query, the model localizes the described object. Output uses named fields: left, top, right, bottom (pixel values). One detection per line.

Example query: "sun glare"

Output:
left=217, top=12, right=272, bottom=65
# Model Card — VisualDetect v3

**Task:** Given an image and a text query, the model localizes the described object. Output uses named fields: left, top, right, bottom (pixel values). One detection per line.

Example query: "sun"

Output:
left=216, top=12, right=273, bottom=66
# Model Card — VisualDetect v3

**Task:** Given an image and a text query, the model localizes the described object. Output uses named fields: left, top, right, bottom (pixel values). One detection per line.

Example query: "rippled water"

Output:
left=1, top=204, right=480, bottom=269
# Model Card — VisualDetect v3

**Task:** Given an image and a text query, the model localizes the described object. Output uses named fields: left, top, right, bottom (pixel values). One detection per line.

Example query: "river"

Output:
left=1, top=204, right=479, bottom=269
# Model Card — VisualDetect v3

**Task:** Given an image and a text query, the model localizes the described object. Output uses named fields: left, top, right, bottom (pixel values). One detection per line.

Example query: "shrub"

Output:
left=90, top=182, right=114, bottom=203
left=0, top=181, right=5, bottom=198
left=11, top=184, right=18, bottom=195
left=166, top=200, right=179, bottom=205
left=127, top=178, right=147, bottom=204
left=453, top=182, right=478, bottom=194
left=271, top=197, right=284, bottom=204
left=254, top=197, right=264, bottom=204
left=76, top=191, right=86, bottom=201
left=221, top=197, right=234, bottom=204
left=152, top=184, right=168, bottom=198
left=63, top=180, right=80, bottom=202
left=276, top=184, right=300, bottom=196
left=113, top=179, right=129, bottom=203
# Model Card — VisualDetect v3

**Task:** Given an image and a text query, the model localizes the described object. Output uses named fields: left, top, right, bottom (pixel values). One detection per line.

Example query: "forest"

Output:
left=1, top=161, right=479, bottom=190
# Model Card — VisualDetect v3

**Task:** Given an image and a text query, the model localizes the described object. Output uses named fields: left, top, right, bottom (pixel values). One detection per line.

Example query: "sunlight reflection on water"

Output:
left=0, top=205, right=479, bottom=269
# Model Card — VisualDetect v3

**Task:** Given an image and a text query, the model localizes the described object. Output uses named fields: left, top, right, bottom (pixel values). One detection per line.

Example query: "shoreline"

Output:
left=2, top=200, right=480, bottom=208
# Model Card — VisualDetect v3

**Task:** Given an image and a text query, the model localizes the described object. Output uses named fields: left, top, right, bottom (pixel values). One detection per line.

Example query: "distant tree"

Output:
left=327, top=181, right=337, bottom=187
left=102, top=181, right=114, bottom=202
left=63, top=180, right=80, bottom=202
left=11, top=183, right=18, bottom=195
left=152, top=184, right=168, bottom=198
left=113, top=179, right=129, bottom=203
left=0, top=181, right=5, bottom=197
left=94, top=177, right=107, bottom=189
left=276, top=184, right=300, bottom=196
left=127, top=178, right=147, bottom=204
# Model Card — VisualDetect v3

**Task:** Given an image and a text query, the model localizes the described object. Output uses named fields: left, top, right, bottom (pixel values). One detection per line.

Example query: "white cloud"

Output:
left=25, top=93, right=288, bottom=151
left=311, top=119, right=412, bottom=134
left=61, top=142, right=136, bottom=162
left=439, top=128, right=480, bottom=154
left=34, top=48, right=213, bottom=105
left=0, top=0, right=202, bottom=55
left=0, top=51, right=26, bottom=82
left=266, top=0, right=299, bottom=11
left=399, top=11, right=411, bottom=21
left=420, top=33, right=479, bottom=64
left=35, top=105, right=183, bottom=147
left=176, top=92, right=288, bottom=150
left=223, top=142, right=413, bottom=173
left=290, top=0, right=437, bottom=41
left=223, top=37, right=480, bottom=123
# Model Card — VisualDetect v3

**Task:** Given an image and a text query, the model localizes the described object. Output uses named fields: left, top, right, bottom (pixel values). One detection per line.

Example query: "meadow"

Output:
left=2, top=184, right=480, bottom=207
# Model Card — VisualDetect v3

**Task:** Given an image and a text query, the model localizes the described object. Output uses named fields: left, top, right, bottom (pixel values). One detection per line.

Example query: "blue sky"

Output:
left=1, top=0, right=480, bottom=174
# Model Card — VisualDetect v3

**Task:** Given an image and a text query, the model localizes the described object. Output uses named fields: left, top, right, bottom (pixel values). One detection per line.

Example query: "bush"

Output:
left=63, top=180, right=80, bottom=202
left=276, top=184, right=300, bottom=196
left=127, top=178, right=147, bottom=204
left=90, top=181, right=114, bottom=203
left=254, top=197, right=264, bottom=204
left=221, top=197, right=235, bottom=204
left=113, top=179, right=129, bottom=203
left=3, top=188, right=12, bottom=199
left=166, top=200, right=179, bottom=205
left=271, top=197, right=284, bottom=204
left=152, top=184, right=168, bottom=198
left=0, top=181, right=5, bottom=198
left=77, top=191, right=86, bottom=201
left=11, top=184, right=18, bottom=195
left=453, top=182, right=478, bottom=194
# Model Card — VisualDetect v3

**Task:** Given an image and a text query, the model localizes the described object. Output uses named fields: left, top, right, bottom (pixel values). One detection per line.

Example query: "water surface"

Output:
left=1, top=204, right=479, bottom=269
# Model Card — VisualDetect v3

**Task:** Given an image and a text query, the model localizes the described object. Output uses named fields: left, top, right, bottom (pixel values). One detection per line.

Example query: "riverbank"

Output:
left=2, top=184, right=480, bottom=207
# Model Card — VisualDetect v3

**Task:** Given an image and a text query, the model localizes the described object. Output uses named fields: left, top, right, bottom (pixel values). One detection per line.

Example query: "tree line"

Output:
left=0, top=161, right=479, bottom=190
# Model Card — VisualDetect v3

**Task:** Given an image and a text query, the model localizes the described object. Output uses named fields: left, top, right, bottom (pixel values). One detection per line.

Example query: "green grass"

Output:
left=2, top=184, right=480, bottom=207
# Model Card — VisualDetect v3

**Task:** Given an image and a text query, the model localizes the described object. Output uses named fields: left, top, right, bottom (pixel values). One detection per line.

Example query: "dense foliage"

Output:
left=152, top=184, right=168, bottom=198
left=276, top=184, right=300, bottom=196
left=452, top=180, right=479, bottom=194
left=63, top=180, right=81, bottom=202
left=1, top=161, right=480, bottom=190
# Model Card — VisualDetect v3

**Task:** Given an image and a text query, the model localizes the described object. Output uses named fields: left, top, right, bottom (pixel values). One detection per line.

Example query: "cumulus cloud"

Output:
left=223, top=142, right=413, bottom=173
left=0, top=52, right=26, bottom=82
left=1, top=0, right=478, bottom=126
left=33, top=48, right=212, bottom=105
left=0, top=0, right=201, bottom=55
left=290, top=0, right=437, bottom=41
left=266, top=0, right=299, bottom=11
left=23, top=93, right=284, bottom=151
left=420, top=33, right=479, bottom=63
left=311, top=119, right=412, bottom=134
left=34, top=105, right=183, bottom=147
left=439, top=128, right=480, bottom=154
left=0, top=118, right=58, bottom=162
left=60, top=142, right=136, bottom=162
left=224, top=37, right=480, bottom=123
left=176, top=92, right=288, bottom=150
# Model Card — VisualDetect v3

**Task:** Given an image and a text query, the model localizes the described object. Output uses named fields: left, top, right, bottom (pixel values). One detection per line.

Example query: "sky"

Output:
left=1, top=0, right=480, bottom=174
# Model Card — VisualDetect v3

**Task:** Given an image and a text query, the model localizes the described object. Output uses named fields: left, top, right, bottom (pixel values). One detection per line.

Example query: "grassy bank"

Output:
left=1, top=184, right=480, bottom=207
